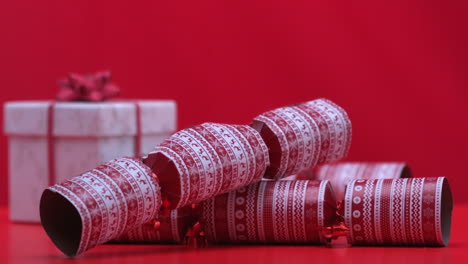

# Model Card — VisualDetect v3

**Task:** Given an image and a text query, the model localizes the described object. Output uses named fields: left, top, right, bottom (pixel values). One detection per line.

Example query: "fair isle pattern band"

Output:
left=170, top=210, right=181, bottom=242
left=303, top=101, right=338, bottom=162
left=344, top=180, right=356, bottom=244
left=245, top=185, right=257, bottom=241
left=389, top=179, right=402, bottom=243
left=282, top=107, right=320, bottom=175
left=410, top=177, right=424, bottom=244
left=317, top=180, right=327, bottom=228
left=253, top=98, right=351, bottom=179
left=373, top=179, right=384, bottom=243
left=435, top=177, right=444, bottom=245
left=202, top=196, right=216, bottom=241
left=200, top=180, right=330, bottom=244
left=256, top=181, right=267, bottom=241
left=227, top=189, right=238, bottom=241
left=47, top=157, right=162, bottom=255
left=321, top=99, right=352, bottom=158
left=362, top=179, right=375, bottom=242
left=254, top=114, right=290, bottom=177
left=306, top=99, right=351, bottom=160
left=149, top=123, right=270, bottom=208
left=344, top=177, right=446, bottom=246
left=316, top=180, right=328, bottom=244
left=294, top=180, right=308, bottom=241
left=271, top=179, right=281, bottom=241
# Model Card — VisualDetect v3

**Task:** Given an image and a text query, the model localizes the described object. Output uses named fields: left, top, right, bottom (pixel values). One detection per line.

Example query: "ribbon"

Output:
left=134, top=102, right=142, bottom=158
left=56, top=70, right=120, bottom=102
left=47, top=71, right=141, bottom=186
left=319, top=200, right=349, bottom=243
left=47, top=104, right=56, bottom=190
left=185, top=222, right=207, bottom=247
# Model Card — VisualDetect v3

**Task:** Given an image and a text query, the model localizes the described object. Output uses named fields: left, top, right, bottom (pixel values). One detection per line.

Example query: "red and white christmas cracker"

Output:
left=40, top=157, right=162, bottom=256
left=344, top=177, right=453, bottom=246
left=284, top=162, right=411, bottom=200
left=199, top=180, right=337, bottom=244
left=251, top=98, right=352, bottom=179
left=144, top=123, right=270, bottom=209
left=113, top=206, right=195, bottom=244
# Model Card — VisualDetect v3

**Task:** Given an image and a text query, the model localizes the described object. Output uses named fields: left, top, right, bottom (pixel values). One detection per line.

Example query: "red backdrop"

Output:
left=1, top=0, right=467, bottom=206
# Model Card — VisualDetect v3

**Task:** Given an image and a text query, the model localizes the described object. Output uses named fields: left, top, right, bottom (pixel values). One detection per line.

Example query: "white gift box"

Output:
left=3, top=100, right=177, bottom=223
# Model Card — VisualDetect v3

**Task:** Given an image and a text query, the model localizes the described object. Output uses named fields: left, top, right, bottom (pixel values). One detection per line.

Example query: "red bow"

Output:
left=56, top=70, right=120, bottom=101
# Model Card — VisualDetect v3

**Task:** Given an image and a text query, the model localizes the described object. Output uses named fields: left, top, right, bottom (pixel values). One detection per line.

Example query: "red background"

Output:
left=1, top=0, right=467, bottom=206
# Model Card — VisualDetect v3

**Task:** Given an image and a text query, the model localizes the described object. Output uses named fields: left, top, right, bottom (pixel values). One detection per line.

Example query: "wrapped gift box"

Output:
left=4, top=100, right=177, bottom=223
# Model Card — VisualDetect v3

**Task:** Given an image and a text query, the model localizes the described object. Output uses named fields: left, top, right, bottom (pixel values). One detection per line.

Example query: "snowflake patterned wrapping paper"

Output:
left=40, top=157, right=162, bottom=257
left=112, top=206, right=195, bottom=244
left=251, top=98, right=352, bottom=179
left=199, top=180, right=337, bottom=244
left=284, top=162, right=411, bottom=200
left=344, top=177, right=453, bottom=246
left=144, top=123, right=270, bottom=209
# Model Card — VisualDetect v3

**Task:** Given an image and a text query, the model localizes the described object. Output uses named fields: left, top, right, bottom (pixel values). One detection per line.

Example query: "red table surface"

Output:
left=1, top=205, right=467, bottom=264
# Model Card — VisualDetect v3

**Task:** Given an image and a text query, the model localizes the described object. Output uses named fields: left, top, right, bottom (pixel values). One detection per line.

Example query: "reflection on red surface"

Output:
left=1, top=205, right=467, bottom=264
left=1, top=0, right=468, bottom=208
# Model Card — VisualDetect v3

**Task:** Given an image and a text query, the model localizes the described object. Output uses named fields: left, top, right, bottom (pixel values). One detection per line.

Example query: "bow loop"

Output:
left=56, top=70, right=120, bottom=102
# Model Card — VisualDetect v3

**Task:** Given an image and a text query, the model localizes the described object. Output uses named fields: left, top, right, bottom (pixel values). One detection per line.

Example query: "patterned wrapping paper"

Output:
left=199, top=180, right=337, bottom=244
left=344, top=177, right=453, bottom=246
left=144, top=123, right=270, bottom=209
left=40, top=157, right=162, bottom=257
left=284, top=162, right=411, bottom=200
left=112, top=206, right=195, bottom=244
left=251, top=98, right=352, bottom=179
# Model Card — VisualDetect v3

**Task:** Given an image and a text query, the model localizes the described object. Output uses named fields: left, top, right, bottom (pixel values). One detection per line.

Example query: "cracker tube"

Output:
left=40, top=157, right=162, bottom=257
left=144, top=123, right=270, bottom=209
left=199, top=180, right=337, bottom=244
left=344, top=177, right=453, bottom=246
left=251, top=98, right=352, bottom=179
left=285, top=162, right=411, bottom=200
left=112, top=206, right=195, bottom=244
